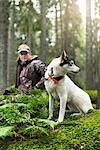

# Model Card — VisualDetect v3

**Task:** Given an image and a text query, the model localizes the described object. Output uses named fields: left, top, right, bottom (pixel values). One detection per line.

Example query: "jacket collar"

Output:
left=17, top=56, right=38, bottom=67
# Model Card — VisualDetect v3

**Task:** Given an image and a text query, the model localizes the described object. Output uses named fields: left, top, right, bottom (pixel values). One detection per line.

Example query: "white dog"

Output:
left=45, top=51, right=93, bottom=123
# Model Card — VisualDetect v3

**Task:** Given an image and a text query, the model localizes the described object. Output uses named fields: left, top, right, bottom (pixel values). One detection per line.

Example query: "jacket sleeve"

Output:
left=34, top=60, right=47, bottom=76
left=18, top=79, right=32, bottom=94
left=18, top=67, right=33, bottom=94
left=15, top=59, right=22, bottom=88
left=18, top=60, right=46, bottom=94
left=34, top=60, right=47, bottom=90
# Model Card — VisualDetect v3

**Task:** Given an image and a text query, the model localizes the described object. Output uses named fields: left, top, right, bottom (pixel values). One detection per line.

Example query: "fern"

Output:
left=0, top=126, right=14, bottom=139
left=21, top=125, right=49, bottom=136
left=0, top=88, right=50, bottom=139
left=35, top=119, right=56, bottom=129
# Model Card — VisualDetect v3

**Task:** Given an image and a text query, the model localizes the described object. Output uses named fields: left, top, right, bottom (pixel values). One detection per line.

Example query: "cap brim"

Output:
left=18, top=49, right=29, bottom=53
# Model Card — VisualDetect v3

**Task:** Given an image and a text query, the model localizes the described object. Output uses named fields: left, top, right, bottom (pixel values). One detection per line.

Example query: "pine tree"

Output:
left=0, top=0, right=9, bottom=88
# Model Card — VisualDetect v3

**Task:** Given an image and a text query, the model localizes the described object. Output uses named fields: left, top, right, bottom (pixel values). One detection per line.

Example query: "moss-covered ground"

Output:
left=0, top=88, right=100, bottom=150
left=0, top=110, right=99, bottom=150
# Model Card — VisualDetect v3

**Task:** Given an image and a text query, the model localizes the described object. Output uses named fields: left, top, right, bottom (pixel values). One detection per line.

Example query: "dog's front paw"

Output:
left=57, top=119, right=63, bottom=123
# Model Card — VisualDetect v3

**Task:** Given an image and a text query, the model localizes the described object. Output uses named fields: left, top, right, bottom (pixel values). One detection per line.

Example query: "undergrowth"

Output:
left=0, top=88, right=100, bottom=150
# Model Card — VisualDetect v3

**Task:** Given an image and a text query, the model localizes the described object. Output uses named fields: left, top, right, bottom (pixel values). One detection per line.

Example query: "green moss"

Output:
left=5, top=110, right=100, bottom=150
left=0, top=88, right=100, bottom=150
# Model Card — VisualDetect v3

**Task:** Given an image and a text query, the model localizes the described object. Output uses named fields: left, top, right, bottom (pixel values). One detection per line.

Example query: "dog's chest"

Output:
left=45, top=79, right=57, bottom=92
left=45, top=79, right=60, bottom=99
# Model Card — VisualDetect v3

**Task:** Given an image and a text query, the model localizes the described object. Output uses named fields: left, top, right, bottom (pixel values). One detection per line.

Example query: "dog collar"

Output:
left=48, top=74, right=64, bottom=84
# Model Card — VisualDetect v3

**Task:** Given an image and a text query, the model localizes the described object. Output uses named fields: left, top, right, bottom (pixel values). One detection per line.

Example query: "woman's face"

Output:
left=19, top=51, right=30, bottom=61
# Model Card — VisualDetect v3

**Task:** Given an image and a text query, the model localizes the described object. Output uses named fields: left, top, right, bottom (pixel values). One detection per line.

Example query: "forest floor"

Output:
left=1, top=110, right=100, bottom=150
left=0, top=89, right=100, bottom=150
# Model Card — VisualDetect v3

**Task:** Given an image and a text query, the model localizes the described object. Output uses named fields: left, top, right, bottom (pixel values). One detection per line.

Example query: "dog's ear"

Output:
left=60, top=50, right=68, bottom=63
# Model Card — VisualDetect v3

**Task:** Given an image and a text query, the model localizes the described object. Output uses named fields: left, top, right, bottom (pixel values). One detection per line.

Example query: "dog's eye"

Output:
left=71, top=60, right=74, bottom=65
left=69, top=60, right=74, bottom=66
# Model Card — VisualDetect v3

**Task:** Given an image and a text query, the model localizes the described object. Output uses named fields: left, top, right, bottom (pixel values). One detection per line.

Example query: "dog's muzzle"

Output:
left=71, top=67, right=80, bottom=74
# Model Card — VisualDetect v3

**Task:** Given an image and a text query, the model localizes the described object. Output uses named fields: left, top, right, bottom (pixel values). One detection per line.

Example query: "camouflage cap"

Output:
left=18, top=44, right=30, bottom=53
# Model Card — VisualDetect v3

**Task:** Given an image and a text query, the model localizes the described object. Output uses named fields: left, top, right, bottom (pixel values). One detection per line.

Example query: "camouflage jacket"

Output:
left=15, top=57, right=46, bottom=94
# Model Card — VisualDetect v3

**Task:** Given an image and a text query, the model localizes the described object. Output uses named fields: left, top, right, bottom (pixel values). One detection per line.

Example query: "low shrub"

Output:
left=0, top=88, right=54, bottom=140
left=86, top=90, right=98, bottom=103
left=0, top=88, right=100, bottom=150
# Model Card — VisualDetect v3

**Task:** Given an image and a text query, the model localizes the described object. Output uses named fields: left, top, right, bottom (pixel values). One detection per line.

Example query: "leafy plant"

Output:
left=86, top=90, right=97, bottom=103
left=0, top=126, right=14, bottom=139
left=0, top=88, right=53, bottom=139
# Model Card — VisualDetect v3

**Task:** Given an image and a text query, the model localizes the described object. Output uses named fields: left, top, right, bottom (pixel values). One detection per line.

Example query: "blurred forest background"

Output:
left=0, top=0, right=99, bottom=97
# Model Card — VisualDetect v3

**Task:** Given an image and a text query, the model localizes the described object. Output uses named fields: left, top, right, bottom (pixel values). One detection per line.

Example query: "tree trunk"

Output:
left=59, top=0, right=64, bottom=50
left=0, top=0, right=9, bottom=89
left=39, top=0, right=47, bottom=62
left=63, top=0, right=70, bottom=52
left=55, top=3, right=59, bottom=51
left=96, top=47, right=100, bottom=109
left=97, top=90, right=100, bottom=109
left=94, top=0, right=100, bottom=108
left=86, top=0, right=93, bottom=89
left=27, top=0, right=33, bottom=51
left=96, top=24, right=100, bottom=108
left=7, top=0, right=16, bottom=86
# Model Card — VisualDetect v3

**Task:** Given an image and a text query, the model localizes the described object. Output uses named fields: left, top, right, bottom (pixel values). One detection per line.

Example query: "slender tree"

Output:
left=39, top=0, right=47, bottom=62
left=96, top=46, right=100, bottom=109
left=86, top=0, right=94, bottom=89
left=55, top=2, right=59, bottom=51
left=7, top=0, right=16, bottom=85
left=59, top=0, right=64, bottom=50
left=0, top=0, right=9, bottom=88
left=27, top=0, right=33, bottom=50
left=95, top=0, right=100, bottom=108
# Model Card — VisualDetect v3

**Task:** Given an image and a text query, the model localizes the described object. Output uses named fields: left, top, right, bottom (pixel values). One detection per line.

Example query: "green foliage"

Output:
left=0, top=87, right=100, bottom=150
left=0, top=88, right=54, bottom=140
left=6, top=110, right=100, bottom=150
left=9, top=87, right=21, bottom=94
left=86, top=90, right=98, bottom=102
left=0, top=126, right=14, bottom=139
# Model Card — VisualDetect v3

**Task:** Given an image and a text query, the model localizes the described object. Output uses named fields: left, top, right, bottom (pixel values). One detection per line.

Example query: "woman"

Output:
left=15, top=44, right=46, bottom=94
left=4, top=44, right=46, bottom=95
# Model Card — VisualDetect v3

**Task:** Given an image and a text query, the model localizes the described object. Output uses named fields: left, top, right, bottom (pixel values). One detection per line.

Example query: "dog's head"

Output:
left=59, top=50, right=80, bottom=74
